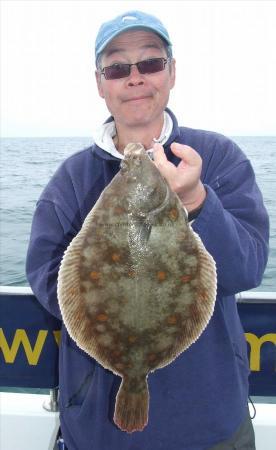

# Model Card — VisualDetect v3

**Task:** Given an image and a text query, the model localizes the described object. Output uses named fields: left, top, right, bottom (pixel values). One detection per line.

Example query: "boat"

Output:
left=0, top=286, right=275, bottom=449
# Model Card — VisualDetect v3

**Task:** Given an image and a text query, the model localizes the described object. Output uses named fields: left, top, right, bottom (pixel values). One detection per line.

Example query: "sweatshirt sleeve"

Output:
left=192, top=158, right=269, bottom=297
left=26, top=199, right=78, bottom=320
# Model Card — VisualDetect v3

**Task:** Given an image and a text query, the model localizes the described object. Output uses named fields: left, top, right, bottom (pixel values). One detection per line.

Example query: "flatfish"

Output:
left=57, top=143, right=217, bottom=433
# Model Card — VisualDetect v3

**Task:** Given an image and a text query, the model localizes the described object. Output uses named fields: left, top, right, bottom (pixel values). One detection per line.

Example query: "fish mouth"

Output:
left=123, top=143, right=145, bottom=160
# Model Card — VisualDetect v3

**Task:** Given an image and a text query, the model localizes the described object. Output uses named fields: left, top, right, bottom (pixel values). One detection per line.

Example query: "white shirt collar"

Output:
left=92, top=111, right=173, bottom=160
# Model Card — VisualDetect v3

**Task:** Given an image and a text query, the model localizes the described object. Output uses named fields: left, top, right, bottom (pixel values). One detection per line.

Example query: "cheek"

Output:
left=102, top=90, right=116, bottom=107
left=164, top=73, right=175, bottom=91
left=155, top=78, right=173, bottom=105
left=98, top=81, right=120, bottom=104
left=100, top=88, right=121, bottom=116
left=152, top=73, right=174, bottom=98
left=96, top=72, right=105, bottom=99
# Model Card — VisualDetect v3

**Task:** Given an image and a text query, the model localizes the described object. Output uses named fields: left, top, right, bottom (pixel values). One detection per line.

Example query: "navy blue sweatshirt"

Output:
left=26, top=109, right=269, bottom=450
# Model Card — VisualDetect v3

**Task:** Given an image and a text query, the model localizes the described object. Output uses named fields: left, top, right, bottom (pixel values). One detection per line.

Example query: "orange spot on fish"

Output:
left=69, top=287, right=77, bottom=296
left=90, top=271, right=100, bottom=281
left=157, top=271, right=166, bottom=281
left=111, top=253, right=121, bottom=262
left=167, top=315, right=177, bottom=325
left=96, top=313, right=108, bottom=322
left=128, top=269, right=136, bottom=278
left=147, top=353, right=157, bottom=362
left=128, top=335, right=137, bottom=344
left=168, top=208, right=178, bottom=221
left=180, top=274, right=192, bottom=283
left=189, top=304, right=200, bottom=318
left=199, top=289, right=208, bottom=300
left=114, top=206, right=125, bottom=215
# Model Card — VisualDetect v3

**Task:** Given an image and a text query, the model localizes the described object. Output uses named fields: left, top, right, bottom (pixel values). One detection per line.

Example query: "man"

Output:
left=26, top=10, right=269, bottom=450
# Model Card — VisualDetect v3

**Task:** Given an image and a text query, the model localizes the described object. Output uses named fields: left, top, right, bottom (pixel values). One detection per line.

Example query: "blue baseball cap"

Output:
left=95, top=10, right=172, bottom=63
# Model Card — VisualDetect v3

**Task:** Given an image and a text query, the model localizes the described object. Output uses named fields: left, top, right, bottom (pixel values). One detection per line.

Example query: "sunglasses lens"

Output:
left=104, top=64, right=130, bottom=80
left=102, top=58, right=166, bottom=80
left=138, top=58, right=165, bottom=74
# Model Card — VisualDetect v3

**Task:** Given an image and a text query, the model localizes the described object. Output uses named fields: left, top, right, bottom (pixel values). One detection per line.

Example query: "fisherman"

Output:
left=26, top=10, right=269, bottom=450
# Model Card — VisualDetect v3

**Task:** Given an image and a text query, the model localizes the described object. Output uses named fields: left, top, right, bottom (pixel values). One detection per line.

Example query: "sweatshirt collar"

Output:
left=92, top=111, right=173, bottom=160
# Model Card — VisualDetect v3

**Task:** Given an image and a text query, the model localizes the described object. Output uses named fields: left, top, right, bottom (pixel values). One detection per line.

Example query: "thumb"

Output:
left=170, top=143, right=201, bottom=166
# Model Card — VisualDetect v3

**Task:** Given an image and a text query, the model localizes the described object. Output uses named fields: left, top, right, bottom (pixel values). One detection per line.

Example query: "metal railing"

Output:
left=236, top=291, right=276, bottom=303
left=1, top=285, right=276, bottom=302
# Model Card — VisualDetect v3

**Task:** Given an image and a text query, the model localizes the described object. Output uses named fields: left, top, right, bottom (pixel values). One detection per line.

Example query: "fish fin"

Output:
left=114, top=377, right=149, bottom=433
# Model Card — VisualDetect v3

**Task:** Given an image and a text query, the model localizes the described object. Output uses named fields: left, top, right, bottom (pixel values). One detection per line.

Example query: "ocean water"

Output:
left=0, top=136, right=275, bottom=291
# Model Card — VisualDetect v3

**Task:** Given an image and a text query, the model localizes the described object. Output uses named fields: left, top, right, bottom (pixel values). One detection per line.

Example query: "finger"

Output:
left=170, top=143, right=201, bottom=166
left=153, top=143, right=176, bottom=181
left=152, top=142, right=168, bottom=165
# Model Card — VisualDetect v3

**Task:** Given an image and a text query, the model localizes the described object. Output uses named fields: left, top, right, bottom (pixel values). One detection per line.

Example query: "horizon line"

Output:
left=1, top=134, right=276, bottom=139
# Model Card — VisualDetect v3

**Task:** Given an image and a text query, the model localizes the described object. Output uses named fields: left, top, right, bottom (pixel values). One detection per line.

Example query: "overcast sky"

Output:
left=1, top=0, right=276, bottom=137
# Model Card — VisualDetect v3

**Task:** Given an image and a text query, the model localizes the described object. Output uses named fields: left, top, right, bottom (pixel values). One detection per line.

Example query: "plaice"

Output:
left=57, top=142, right=217, bottom=433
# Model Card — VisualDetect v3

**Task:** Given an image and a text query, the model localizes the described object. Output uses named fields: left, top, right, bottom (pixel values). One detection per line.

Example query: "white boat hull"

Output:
left=0, top=392, right=276, bottom=450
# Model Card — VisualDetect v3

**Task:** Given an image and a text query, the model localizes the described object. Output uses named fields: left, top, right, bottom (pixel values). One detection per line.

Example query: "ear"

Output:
left=169, top=58, right=176, bottom=90
left=95, top=70, right=105, bottom=98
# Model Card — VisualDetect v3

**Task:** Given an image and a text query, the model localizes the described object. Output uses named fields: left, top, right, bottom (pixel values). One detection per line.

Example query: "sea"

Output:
left=0, top=136, right=276, bottom=291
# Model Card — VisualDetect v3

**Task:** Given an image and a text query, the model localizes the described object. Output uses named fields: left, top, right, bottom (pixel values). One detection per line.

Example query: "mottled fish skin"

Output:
left=57, top=143, right=217, bottom=433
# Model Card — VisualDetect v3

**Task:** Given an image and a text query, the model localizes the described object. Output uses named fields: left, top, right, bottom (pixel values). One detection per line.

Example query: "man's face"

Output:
left=95, top=30, right=175, bottom=130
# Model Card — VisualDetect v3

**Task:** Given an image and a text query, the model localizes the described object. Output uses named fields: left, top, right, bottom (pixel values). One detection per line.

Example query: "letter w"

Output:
left=0, top=328, right=48, bottom=365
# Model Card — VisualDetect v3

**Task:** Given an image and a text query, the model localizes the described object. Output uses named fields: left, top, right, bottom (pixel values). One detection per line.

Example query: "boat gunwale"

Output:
left=1, top=286, right=276, bottom=303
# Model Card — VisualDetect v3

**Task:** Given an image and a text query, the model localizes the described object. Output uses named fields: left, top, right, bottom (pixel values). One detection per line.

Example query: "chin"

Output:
left=125, top=117, right=153, bottom=128
left=124, top=110, right=157, bottom=127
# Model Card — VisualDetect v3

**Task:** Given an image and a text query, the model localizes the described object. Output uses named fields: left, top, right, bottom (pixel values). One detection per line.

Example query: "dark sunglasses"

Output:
left=100, top=57, right=169, bottom=80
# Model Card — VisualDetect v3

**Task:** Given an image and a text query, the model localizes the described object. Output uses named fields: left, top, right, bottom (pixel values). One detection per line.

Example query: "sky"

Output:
left=1, top=0, right=276, bottom=137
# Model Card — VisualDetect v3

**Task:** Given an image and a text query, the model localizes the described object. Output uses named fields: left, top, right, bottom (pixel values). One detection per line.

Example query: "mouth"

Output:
left=124, top=96, right=151, bottom=103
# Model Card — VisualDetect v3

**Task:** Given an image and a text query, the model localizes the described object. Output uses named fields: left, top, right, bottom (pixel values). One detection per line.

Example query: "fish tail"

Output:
left=114, top=377, right=149, bottom=433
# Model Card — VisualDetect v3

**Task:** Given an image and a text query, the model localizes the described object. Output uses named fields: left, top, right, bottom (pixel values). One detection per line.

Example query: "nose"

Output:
left=127, top=64, right=144, bottom=87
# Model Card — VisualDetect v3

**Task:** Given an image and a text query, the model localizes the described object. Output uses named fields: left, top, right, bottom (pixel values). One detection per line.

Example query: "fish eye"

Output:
left=148, top=186, right=157, bottom=196
left=130, top=155, right=141, bottom=166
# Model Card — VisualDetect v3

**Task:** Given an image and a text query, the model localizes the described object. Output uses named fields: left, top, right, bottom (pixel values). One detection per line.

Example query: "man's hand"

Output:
left=153, top=142, right=206, bottom=212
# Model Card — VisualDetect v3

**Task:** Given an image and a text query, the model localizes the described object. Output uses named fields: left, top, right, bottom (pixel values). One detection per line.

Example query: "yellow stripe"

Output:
left=0, top=328, right=48, bottom=365
left=245, top=332, right=276, bottom=371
